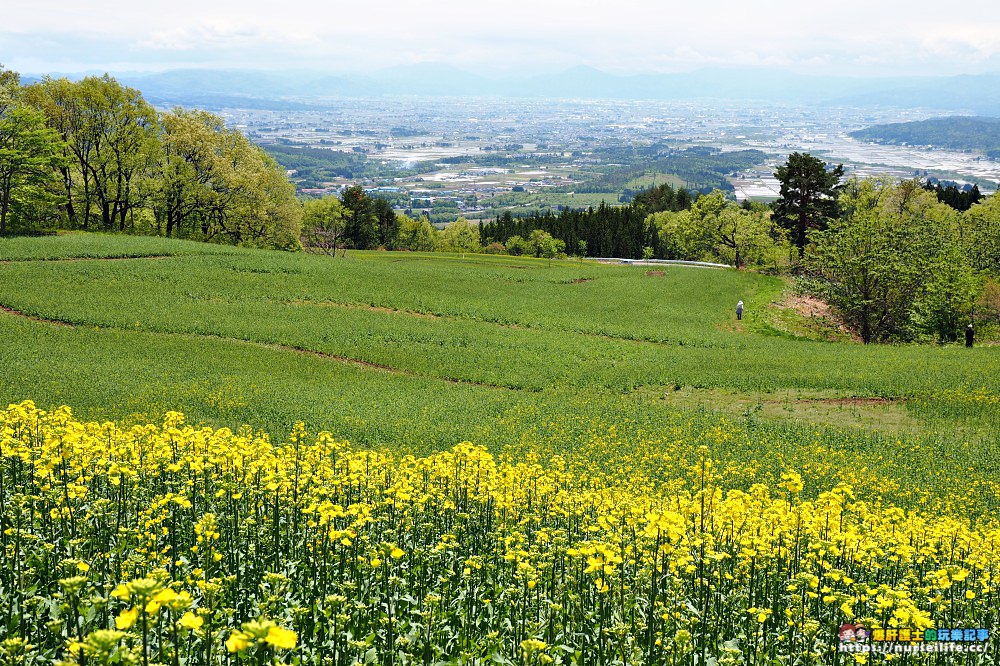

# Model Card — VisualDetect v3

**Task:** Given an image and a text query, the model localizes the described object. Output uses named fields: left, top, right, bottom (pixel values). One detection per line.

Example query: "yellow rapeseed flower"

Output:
left=115, top=608, right=138, bottom=630
left=226, top=632, right=250, bottom=653
left=178, top=611, right=204, bottom=631
left=264, top=626, right=297, bottom=649
left=110, top=584, right=131, bottom=601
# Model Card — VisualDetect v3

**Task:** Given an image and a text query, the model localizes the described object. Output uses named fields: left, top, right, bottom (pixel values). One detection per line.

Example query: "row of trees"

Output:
left=301, top=190, right=478, bottom=256
left=802, top=177, right=999, bottom=343
left=479, top=183, right=696, bottom=259
left=0, top=67, right=300, bottom=248
left=765, top=152, right=999, bottom=343
left=475, top=151, right=1000, bottom=344
left=924, top=181, right=983, bottom=212
left=300, top=188, right=572, bottom=261
left=478, top=182, right=791, bottom=268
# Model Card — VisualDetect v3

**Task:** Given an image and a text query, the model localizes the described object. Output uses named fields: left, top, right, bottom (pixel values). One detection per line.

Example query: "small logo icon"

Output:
left=839, top=623, right=870, bottom=643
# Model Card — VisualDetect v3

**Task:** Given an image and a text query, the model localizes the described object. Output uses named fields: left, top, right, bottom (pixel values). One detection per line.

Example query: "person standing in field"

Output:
left=966, top=323, right=974, bottom=348
left=736, top=300, right=744, bottom=321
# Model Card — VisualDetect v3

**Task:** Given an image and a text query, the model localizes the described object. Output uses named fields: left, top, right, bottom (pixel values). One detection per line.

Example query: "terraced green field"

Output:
left=1, top=233, right=999, bottom=512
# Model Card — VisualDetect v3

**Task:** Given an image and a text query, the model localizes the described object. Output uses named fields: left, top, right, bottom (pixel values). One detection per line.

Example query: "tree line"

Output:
left=771, top=152, right=1000, bottom=344
left=849, top=116, right=1000, bottom=160
left=479, top=152, right=1000, bottom=344
left=478, top=182, right=787, bottom=269
left=0, top=67, right=300, bottom=248
left=553, top=147, right=767, bottom=194
left=479, top=183, right=692, bottom=259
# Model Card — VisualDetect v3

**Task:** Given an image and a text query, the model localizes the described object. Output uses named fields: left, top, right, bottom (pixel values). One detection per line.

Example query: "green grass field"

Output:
left=1, top=233, right=999, bottom=513
left=3, top=233, right=1000, bottom=665
left=623, top=173, right=687, bottom=190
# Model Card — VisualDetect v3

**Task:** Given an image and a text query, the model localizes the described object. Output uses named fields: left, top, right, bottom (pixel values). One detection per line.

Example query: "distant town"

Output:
left=215, top=98, right=1000, bottom=224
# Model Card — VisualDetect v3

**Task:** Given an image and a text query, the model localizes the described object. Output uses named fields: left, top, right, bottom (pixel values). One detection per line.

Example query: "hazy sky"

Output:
left=4, top=0, right=1000, bottom=77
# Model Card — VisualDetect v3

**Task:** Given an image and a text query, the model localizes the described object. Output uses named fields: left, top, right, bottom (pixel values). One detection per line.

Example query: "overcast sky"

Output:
left=4, top=0, right=999, bottom=77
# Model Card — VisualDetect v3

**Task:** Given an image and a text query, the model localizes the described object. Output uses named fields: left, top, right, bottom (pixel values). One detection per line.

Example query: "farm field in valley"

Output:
left=1, top=234, right=998, bottom=664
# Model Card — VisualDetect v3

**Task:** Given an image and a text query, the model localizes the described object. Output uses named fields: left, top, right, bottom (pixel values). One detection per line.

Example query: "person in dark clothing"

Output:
left=736, top=300, right=744, bottom=321
left=966, top=324, right=974, bottom=348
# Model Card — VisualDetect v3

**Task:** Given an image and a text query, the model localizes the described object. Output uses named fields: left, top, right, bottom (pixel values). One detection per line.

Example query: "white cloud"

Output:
left=139, top=21, right=319, bottom=52
left=2, top=0, right=999, bottom=76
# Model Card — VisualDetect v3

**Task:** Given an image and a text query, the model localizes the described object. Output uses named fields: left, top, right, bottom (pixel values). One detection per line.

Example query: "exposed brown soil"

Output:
left=284, top=345, right=406, bottom=373
left=781, top=293, right=834, bottom=318
left=570, top=278, right=592, bottom=283
left=0, top=255, right=173, bottom=264
left=645, top=270, right=666, bottom=277
left=0, top=304, right=74, bottom=327
left=289, top=299, right=440, bottom=319
left=772, top=293, right=860, bottom=342
left=796, top=396, right=904, bottom=407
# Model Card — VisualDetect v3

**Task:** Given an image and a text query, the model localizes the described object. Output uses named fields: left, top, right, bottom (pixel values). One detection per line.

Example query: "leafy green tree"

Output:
left=240, top=152, right=302, bottom=250
left=0, top=70, right=64, bottom=234
left=0, top=105, right=64, bottom=235
left=804, top=178, right=946, bottom=343
left=155, top=108, right=300, bottom=249
left=648, top=209, right=700, bottom=260
left=441, top=217, right=480, bottom=257
left=26, top=75, right=159, bottom=231
left=372, top=196, right=400, bottom=249
left=88, top=76, right=159, bottom=231
left=0, top=66, right=17, bottom=92
left=155, top=108, right=222, bottom=238
left=647, top=190, right=781, bottom=267
left=528, top=229, right=565, bottom=264
left=961, top=194, right=1000, bottom=273
left=397, top=214, right=439, bottom=251
left=913, top=235, right=980, bottom=342
left=703, top=201, right=779, bottom=268
left=301, top=196, right=347, bottom=255
left=773, top=152, right=844, bottom=256
left=21, top=77, right=87, bottom=227
left=505, top=235, right=529, bottom=256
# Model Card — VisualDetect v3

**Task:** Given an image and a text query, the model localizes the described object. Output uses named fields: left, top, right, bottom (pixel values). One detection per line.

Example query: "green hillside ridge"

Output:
left=850, top=116, right=1000, bottom=158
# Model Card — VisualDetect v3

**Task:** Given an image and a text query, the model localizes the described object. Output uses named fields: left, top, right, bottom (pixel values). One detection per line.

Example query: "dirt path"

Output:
left=0, top=304, right=74, bottom=327
left=0, top=302, right=513, bottom=391
left=0, top=255, right=174, bottom=265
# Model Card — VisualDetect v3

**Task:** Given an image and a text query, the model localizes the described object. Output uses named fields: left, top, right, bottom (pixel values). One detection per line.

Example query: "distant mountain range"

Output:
left=850, top=117, right=1000, bottom=158
left=26, top=64, right=1000, bottom=113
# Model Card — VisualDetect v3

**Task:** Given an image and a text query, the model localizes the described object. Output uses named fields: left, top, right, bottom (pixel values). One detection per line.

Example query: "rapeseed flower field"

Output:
left=2, top=401, right=996, bottom=664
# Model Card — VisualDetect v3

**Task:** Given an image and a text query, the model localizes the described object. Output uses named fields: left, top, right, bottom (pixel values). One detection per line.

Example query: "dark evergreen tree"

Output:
left=478, top=182, right=696, bottom=259
left=772, top=153, right=844, bottom=256
left=924, top=181, right=984, bottom=212
left=372, top=196, right=399, bottom=249
left=341, top=185, right=377, bottom=249
left=632, top=182, right=688, bottom=213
